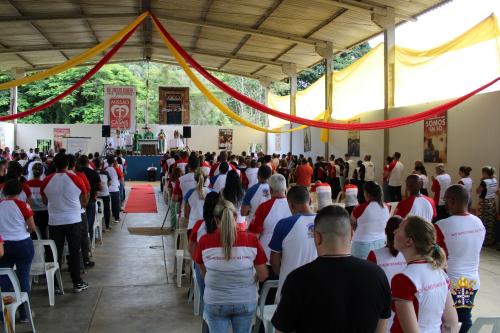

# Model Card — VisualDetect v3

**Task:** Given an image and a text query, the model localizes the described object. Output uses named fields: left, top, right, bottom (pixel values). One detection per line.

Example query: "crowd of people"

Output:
left=0, top=147, right=128, bottom=323
left=161, top=149, right=498, bottom=333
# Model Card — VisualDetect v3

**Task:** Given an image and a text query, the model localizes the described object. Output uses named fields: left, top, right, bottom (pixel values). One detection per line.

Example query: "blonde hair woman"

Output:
left=391, top=216, right=458, bottom=333
left=184, top=169, right=211, bottom=232
left=194, top=199, right=268, bottom=333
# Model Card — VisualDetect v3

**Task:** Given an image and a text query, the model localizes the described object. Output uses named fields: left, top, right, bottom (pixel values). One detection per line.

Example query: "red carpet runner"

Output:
left=123, top=185, right=158, bottom=213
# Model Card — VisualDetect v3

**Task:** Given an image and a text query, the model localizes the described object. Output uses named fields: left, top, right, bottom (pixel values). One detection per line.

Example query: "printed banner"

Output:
left=347, top=118, right=360, bottom=157
left=54, top=128, right=70, bottom=153
left=275, top=133, right=281, bottom=152
left=218, top=129, right=233, bottom=150
left=67, top=137, right=90, bottom=155
left=424, top=112, right=447, bottom=163
left=104, top=85, right=136, bottom=131
left=304, top=127, right=311, bottom=152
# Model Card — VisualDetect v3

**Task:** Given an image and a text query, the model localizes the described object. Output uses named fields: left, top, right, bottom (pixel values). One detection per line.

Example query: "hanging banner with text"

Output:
left=104, top=85, right=136, bottom=131
left=54, top=128, right=70, bottom=153
left=424, top=112, right=447, bottom=163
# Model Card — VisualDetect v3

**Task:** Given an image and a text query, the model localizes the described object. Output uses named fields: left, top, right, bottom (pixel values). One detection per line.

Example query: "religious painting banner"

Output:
left=424, top=112, right=447, bottom=163
left=218, top=129, right=233, bottom=151
left=304, top=127, right=311, bottom=152
left=104, top=85, right=136, bottom=131
left=347, top=118, right=360, bottom=157
left=54, top=128, right=70, bottom=153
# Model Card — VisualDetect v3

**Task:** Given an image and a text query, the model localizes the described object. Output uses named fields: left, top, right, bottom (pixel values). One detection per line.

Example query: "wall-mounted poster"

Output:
left=424, top=112, right=447, bottom=163
left=275, top=133, right=281, bottom=152
left=218, top=129, right=233, bottom=151
left=347, top=118, right=360, bottom=157
left=304, top=127, right=311, bottom=152
left=54, top=128, right=70, bottom=153
left=158, top=87, right=190, bottom=125
left=103, top=85, right=136, bottom=131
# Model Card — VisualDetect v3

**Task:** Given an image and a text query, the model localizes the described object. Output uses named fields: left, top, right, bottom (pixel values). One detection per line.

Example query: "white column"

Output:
left=282, top=63, right=297, bottom=154
left=10, top=68, right=25, bottom=149
left=316, top=42, right=334, bottom=158
left=373, top=7, right=395, bottom=159
left=259, top=77, right=272, bottom=154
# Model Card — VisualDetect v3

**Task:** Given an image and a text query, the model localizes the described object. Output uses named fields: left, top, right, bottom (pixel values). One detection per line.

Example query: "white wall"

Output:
left=267, top=90, right=500, bottom=206
left=0, top=122, right=15, bottom=150
left=16, top=123, right=267, bottom=155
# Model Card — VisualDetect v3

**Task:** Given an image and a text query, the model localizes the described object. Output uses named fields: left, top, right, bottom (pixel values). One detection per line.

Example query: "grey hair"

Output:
left=268, top=174, right=287, bottom=194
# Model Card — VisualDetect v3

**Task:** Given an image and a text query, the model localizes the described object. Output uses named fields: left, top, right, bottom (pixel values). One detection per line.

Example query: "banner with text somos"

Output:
left=104, top=85, right=136, bottom=132
left=423, top=112, right=447, bottom=163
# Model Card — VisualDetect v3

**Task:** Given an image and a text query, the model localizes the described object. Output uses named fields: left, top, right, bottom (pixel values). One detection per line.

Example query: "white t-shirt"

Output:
left=388, top=160, right=404, bottom=187
left=210, top=174, right=227, bottom=193
left=435, top=214, right=485, bottom=289
left=179, top=172, right=196, bottom=199
left=346, top=159, right=356, bottom=179
left=459, top=177, right=473, bottom=195
left=245, top=168, right=259, bottom=188
left=418, top=174, right=429, bottom=190
left=352, top=201, right=389, bottom=242
left=242, top=182, right=271, bottom=223
left=97, top=171, right=111, bottom=197
left=434, top=173, right=452, bottom=205
left=394, top=195, right=436, bottom=222
left=269, top=213, right=318, bottom=298
left=362, top=161, right=375, bottom=181
left=248, top=197, right=292, bottom=261
left=184, top=187, right=211, bottom=229
left=0, top=198, right=33, bottom=241
left=41, top=171, right=87, bottom=226
left=105, top=166, right=120, bottom=193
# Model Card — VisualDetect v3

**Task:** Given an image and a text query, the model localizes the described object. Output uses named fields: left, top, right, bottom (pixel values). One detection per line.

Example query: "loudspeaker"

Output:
left=102, top=125, right=111, bottom=137
left=183, top=126, right=191, bottom=138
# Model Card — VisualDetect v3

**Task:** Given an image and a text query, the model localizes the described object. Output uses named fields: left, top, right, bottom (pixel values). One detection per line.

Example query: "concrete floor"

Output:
left=13, top=183, right=500, bottom=332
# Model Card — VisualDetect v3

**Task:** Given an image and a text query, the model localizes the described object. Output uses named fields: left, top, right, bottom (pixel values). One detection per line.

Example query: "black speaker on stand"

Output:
left=183, top=126, right=191, bottom=152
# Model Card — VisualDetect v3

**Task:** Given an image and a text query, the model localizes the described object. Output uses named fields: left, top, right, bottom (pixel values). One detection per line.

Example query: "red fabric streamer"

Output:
left=152, top=14, right=500, bottom=131
left=0, top=25, right=139, bottom=122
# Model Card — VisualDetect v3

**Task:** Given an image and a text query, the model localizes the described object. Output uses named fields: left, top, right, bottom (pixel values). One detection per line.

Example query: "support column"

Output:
left=282, top=63, right=297, bottom=154
left=259, top=77, right=272, bottom=154
left=10, top=68, right=25, bottom=149
left=372, top=7, right=395, bottom=160
left=316, top=42, right=334, bottom=158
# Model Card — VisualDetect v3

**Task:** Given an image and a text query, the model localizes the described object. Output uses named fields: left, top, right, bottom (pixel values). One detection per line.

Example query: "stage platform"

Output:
left=125, top=155, right=162, bottom=181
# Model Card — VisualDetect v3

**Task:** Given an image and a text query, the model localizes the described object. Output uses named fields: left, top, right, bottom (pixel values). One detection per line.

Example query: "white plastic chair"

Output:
left=0, top=268, right=36, bottom=332
left=469, top=317, right=500, bottom=333
left=30, top=239, right=64, bottom=306
left=253, top=280, right=278, bottom=333
left=92, top=201, right=103, bottom=250
left=187, top=263, right=202, bottom=316
left=388, top=202, right=399, bottom=216
left=173, top=228, right=191, bottom=287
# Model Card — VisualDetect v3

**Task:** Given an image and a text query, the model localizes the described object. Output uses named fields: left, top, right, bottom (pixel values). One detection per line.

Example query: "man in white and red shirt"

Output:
left=435, top=185, right=485, bottom=333
left=394, top=175, right=436, bottom=222
left=208, top=151, right=238, bottom=177
left=241, top=165, right=272, bottom=224
left=269, top=186, right=317, bottom=300
left=431, top=164, right=452, bottom=222
left=41, top=153, right=89, bottom=293
left=387, top=152, right=404, bottom=202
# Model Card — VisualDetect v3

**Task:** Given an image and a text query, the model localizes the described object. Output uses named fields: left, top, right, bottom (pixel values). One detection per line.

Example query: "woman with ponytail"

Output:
left=476, top=166, right=498, bottom=246
left=351, top=181, right=389, bottom=259
left=184, top=169, right=211, bottom=234
left=194, top=198, right=268, bottom=333
left=391, top=216, right=458, bottom=333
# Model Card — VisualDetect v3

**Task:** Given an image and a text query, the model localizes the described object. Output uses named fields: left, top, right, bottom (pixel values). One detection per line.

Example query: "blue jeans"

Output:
left=0, top=237, right=35, bottom=319
left=351, top=238, right=386, bottom=259
left=452, top=289, right=477, bottom=333
left=204, top=302, right=256, bottom=333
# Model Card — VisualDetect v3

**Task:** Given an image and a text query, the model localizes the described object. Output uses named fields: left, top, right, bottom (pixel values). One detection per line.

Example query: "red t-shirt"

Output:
left=295, top=164, right=313, bottom=186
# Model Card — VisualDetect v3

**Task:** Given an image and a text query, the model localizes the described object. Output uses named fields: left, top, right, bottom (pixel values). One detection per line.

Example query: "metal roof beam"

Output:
left=318, top=0, right=417, bottom=22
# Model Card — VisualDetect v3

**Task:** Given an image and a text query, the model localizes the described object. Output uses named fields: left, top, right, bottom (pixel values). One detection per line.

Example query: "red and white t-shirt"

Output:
left=194, top=229, right=266, bottom=305
left=189, top=219, right=207, bottom=244
left=0, top=198, right=33, bottom=241
left=41, top=171, right=87, bottom=226
left=310, top=182, right=333, bottom=210
left=435, top=213, right=485, bottom=289
left=394, top=195, right=436, bottom=222
left=391, top=261, right=449, bottom=333
left=24, top=179, right=47, bottom=211
left=344, top=184, right=359, bottom=207
left=388, top=160, right=404, bottom=187
left=209, top=162, right=238, bottom=177
left=352, top=201, right=390, bottom=242
left=368, top=247, right=406, bottom=332
left=248, top=197, right=292, bottom=261
left=432, top=174, right=451, bottom=206
left=200, top=161, right=211, bottom=177
left=209, top=174, right=227, bottom=193
left=0, top=183, right=32, bottom=203
left=173, top=158, right=188, bottom=174
left=242, top=182, right=271, bottom=223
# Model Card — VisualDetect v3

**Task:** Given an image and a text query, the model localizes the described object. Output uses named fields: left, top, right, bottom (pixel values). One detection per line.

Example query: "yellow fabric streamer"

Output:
left=0, top=12, right=149, bottom=90
left=152, top=19, right=320, bottom=134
